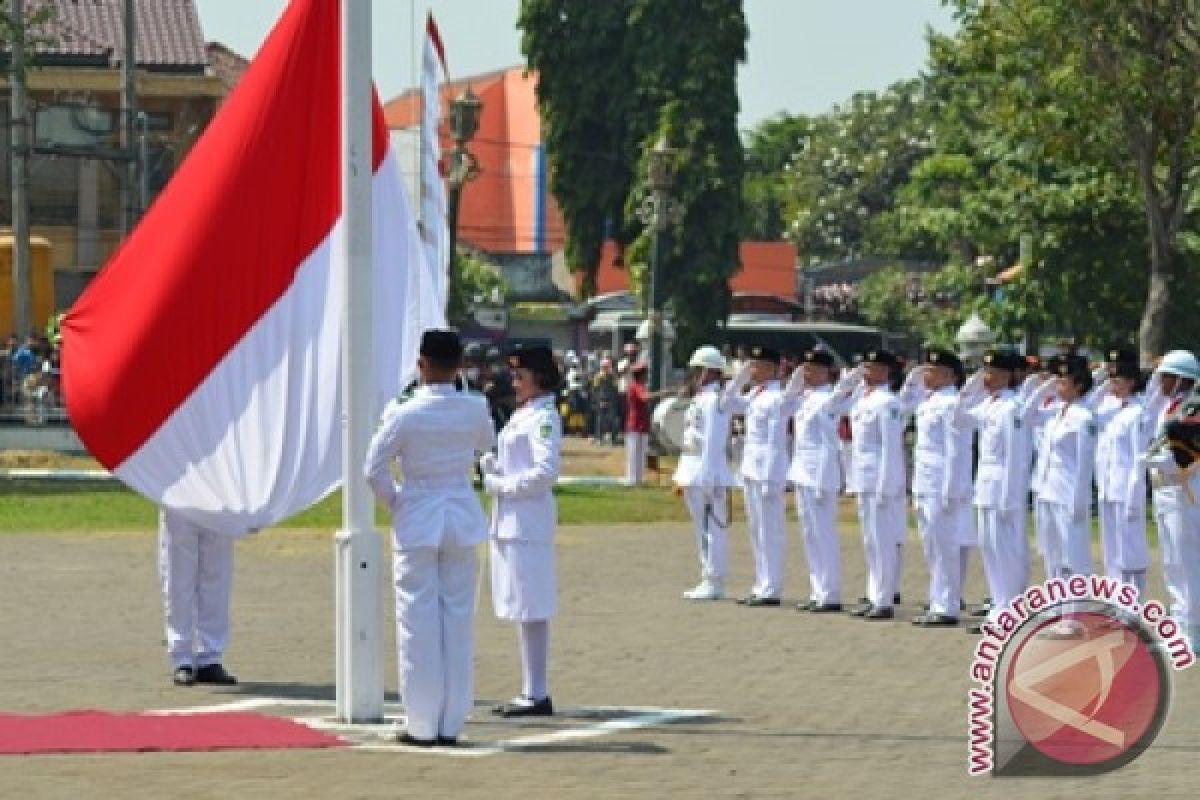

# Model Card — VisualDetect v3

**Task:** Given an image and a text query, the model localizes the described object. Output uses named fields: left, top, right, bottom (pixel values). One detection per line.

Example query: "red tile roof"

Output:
left=26, top=0, right=208, bottom=70
left=589, top=240, right=798, bottom=298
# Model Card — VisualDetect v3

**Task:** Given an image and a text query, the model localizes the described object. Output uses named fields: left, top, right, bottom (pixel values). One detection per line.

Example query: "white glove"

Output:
left=783, top=365, right=807, bottom=398
left=483, top=474, right=503, bottom=495
left=1019, top=373, right=1041, bottom=397
left=1091, top=365, right=1107, bottom=386
left=963, top=370, right=986, bottom=392
left=731, top=360, right=755, bottom=392
left=835, top=364, right=865, bottom=395
left=479, top=452, right=499, bottom=475
left=903, top=365, right=927, bottom=388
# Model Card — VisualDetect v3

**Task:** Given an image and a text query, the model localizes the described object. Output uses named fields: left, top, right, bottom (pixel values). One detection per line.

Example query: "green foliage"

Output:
left=447, top=252, right=507, bottom=323
left=518, top=1, right=638, bottom=297
left=624, top=0, right=748, bottom=359
left=742, top=113, right=812, bottom=240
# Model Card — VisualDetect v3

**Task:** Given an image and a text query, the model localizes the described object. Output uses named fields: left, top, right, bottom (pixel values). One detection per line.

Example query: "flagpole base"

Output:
left=334, top=527, right=386, bottom=724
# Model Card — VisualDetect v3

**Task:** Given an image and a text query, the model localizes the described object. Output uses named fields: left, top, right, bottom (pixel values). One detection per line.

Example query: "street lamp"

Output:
left=636, top=137, right=685, bottom=392
left=956, top=311, right=996, bottom=368
left=446, top=86, right=482, bottom=321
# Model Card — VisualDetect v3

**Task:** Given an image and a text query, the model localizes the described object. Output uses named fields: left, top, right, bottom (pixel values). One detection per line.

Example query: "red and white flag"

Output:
left=420, top=12, right=450, bottom=306
left=62, top=0, right=438, bottom=535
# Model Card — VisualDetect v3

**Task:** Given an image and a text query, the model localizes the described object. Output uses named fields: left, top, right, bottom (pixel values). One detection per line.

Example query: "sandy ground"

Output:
left=1, top=507, right=1198, bottom=799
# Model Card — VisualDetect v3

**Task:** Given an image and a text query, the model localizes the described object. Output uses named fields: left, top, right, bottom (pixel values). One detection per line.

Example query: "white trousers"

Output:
left=394, top=543, right=478, bottom=740
left=1036, top=500, right=1093, bottom=579
left=683, top=486, right=729, bottom=582
left=158, top=511, right=233, bottom=670
left=624, top=432, right=648, bottom=485
left=743, top=479, right=788, bottom=598
left=1099, top=501, right=1149, bottom=575
left=1154, top=495, right=1200, bottom=626
left=794, top=486, right=840, bottom=604
left=977, top=507, right=1029, bottom=622
left=915, top=497, right=966, bottom=616
left=856, top=493, right=904, bottom=608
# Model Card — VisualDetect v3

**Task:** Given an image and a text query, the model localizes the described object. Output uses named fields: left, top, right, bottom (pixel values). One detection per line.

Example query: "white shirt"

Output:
left=364, top=384, right=494, bottom=549
left=730, top=380, right=790, bottom=483
left=909, top=385, right=974, bottom=501
left=1094, top=396, right=1149, bottom=508
left=785, top=384, right=843, bottom=492
left=1033, top=401, right=1097, bottom=513
left=965, top=390, right=1025, bottom=511
left=673, top=382, right=735, bottom=488
left=484, top=394, right=562, bottom=542
left=847, top=385, right=906, bottom=497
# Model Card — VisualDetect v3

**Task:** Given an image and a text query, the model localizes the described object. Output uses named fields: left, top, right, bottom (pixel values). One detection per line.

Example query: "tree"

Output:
left=742, top=113, right=812, bottom=240
left=624, top=0, right=747, bottom=359
left=446, top=252, right=508, bottom=324
left=948, top=0, right=1200, bottom=362
left=518, top=0, right=638, bottom=298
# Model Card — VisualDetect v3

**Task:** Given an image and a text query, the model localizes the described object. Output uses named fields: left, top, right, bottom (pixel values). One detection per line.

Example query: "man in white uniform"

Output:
left=1143, top=350, right=1200, bottom=638
left=727, top=346, right=791, bottom=606
left=158, top=509, right=239, bottom=686
left=675, top=346, right=736, bottom=601
left=900, top=349, right=975, bottom=627
left=783, top=349, right=853, bottom=612
left=846, top=350, right=907, bottom=620
left=364, top=329, right=495, bottom=747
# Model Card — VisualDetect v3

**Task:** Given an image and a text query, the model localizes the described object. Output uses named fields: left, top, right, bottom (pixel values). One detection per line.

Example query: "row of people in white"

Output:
left=671, top=342, right=1200, bottom=644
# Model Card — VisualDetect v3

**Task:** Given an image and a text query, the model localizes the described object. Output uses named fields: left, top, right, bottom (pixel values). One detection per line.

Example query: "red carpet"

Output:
left=0, top=711, right=346, bottom=755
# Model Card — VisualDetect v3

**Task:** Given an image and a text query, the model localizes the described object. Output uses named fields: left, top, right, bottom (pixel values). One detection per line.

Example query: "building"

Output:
left=1, top=0, right=226, bottom=310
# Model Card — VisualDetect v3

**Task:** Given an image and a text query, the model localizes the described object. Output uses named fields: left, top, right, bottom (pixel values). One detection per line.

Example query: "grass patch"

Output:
left=0, top=480, right=693, bottom=532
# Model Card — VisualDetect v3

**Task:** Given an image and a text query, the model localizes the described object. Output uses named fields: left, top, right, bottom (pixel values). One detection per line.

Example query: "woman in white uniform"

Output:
left=481, top=345, right=563, bottom=717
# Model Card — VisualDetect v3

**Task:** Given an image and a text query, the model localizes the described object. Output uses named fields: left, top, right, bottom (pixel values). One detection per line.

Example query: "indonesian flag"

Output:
left=61, top=0, right=440, bottom=535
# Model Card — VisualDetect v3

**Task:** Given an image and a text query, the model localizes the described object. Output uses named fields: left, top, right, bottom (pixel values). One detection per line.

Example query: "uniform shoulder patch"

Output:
left=1087, top=422, right=1098, bottom=436
left=1013, top=416, right=1023, bottom=429
left=539, top=422, right=554, bottom=439
left=889, top=407, right=900, bottom=420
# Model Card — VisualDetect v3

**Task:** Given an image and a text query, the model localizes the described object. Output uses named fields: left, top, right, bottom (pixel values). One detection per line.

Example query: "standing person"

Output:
left=900, top=349, right=975, bottom=627
left=623, top=361, right=652, bottom=486
left=674, top=345, right=737, bottom=601
left=158, top=509, right=239, bottom=687
left=1031, top=363, right=1098, bottom=582
left=481, top=345, right=564, bottom=717
left=364, top=329, right=495, bottom=747
left=1143, top=350, right=1200, bottom=628
left=726, top=346, right=791, bottom=606
left=591, top=359, right=620, bottom=445
left=782, top=350, right=855, bottom=612
left=846, top=350, right=907, bottom=620
left=1089, top=359, right=1151, bottom=590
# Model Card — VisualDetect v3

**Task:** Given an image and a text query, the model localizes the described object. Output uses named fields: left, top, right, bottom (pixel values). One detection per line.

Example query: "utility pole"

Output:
left=120, top=0, right=138, bottom=233
left=9, top=0, right=33, bottom=337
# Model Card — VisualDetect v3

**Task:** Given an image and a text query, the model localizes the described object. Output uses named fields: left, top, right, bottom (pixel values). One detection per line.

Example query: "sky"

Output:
left=195, top=0, right=959, bottom=130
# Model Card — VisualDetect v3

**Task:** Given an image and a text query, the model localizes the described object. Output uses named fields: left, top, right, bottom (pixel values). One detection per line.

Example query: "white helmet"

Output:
left=688, top=345, right=727, bottom=372
left=1157, top=350, right=1200, bottom=381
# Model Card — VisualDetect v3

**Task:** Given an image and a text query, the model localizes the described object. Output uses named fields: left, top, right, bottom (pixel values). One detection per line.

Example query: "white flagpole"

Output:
left=335, top=0, right=385, bottom=724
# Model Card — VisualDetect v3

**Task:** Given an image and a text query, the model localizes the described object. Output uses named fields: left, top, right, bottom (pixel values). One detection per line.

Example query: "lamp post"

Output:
left=637, top=137, right=684, bottom=392
left=445, top=86, right=482, bottom=322
left=956, top=311, right=996, bottom=368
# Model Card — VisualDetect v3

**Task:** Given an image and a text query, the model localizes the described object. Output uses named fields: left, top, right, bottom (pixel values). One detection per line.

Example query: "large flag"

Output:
left=62, top=0, right=439, bottom=536
left=420, top=12, right=450, bottom=309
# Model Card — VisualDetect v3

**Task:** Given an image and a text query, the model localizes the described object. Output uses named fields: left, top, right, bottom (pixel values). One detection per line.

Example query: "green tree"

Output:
left=446, top=252, right=508, bottom=324
left=947, top=0, right=1200, bottom=361
left=624, top=0, right=747, bottom=359
left=518, top=0, right=638, bottom=298
left=742, top=113, right=812, bottom=240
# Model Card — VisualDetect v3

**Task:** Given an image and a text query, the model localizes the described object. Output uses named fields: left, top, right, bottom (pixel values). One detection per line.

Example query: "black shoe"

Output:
left=396, top=732, right=436, bottom=747
left=796, top=600, right=816, bottom=611
left=848, top=603, right=872, bottom=617
left=492, top=695, right=554, bottom=717
left=864, top=607, right=895, bottom=620
left=736, top=594, right=757, bottom=605
left=912, top=613, right=959, bottom=627
left=970, top=605, right=991, bottom=618
left=965, top=623, right=984, bottom=635
left=436, top=736, right=458, bottom=747
left=172, top=666, right=195, bottom=687
left=194, top=663, right=238, bottom=685
left=893, top=593, right=902, bottom=605
left=743, top=596, right=781, bottom=607
left=806, top=602, right=843, bottom=613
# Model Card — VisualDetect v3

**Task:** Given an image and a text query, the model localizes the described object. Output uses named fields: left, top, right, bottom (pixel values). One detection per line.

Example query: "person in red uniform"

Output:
left=624, top=362, right=653, bottom=485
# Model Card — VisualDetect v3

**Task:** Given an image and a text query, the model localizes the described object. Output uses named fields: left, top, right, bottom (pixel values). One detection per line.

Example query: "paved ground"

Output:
left=1, top=506, right=1197, bottom=799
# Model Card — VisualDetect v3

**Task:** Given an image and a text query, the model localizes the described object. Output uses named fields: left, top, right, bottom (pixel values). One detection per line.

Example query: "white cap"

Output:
left=1157, top=350, right=1200, bottom=381
left=688, top=345, right=726, bottom=372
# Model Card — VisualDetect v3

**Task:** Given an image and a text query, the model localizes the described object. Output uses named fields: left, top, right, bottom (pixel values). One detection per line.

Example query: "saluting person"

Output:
left=675, top=346, right=737, bottom=601
left=845, top=350, right=907, bottom=620
left=481, top=345, right=564, bottom=717
left=364, top=329, right=495, bottom=747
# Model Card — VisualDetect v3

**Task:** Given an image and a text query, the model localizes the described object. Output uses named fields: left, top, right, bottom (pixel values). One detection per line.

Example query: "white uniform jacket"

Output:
left=1093, top=397, right=1149, bottom=510
left=904, top=385, right=975, bottom=502
left=784, top=384, right=844, bottom=492
left=729, top=380, right=790, bottom=484
left=485, top=395, right=562, bottom=543
left=1032, top=402, right=1097, bottom=514
left=847, top=386, right=906, bottom=497
left=364, top=385, right=495, bottom=549
left=1144, top=387, right=1192, bottom=510
left=673, top=383, right=736, bottom=489
left=965, top=390, right=1028, bottom=512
